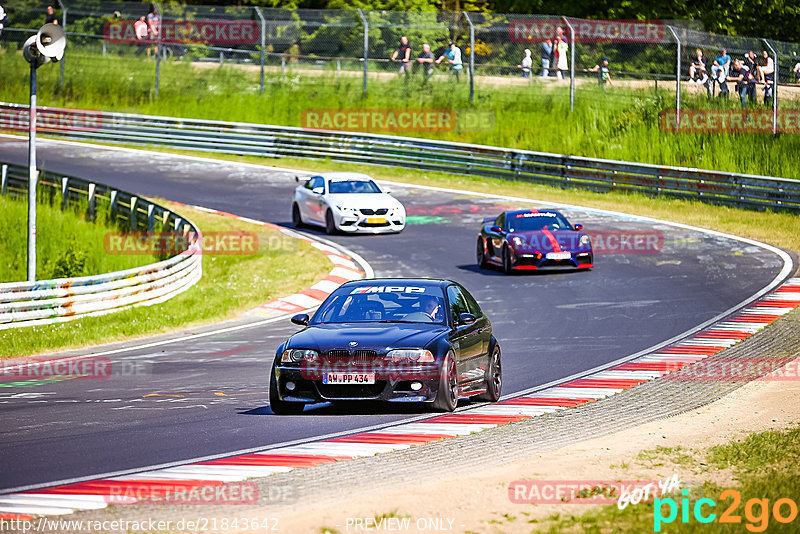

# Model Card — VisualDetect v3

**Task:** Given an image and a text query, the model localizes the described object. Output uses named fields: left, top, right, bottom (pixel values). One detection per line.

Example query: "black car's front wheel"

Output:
left=502, top=245, right=513, bottom=275
left=476, top=237, right=488, bottom=269
left=432, top=352, right=459, bottom=412
left=475, top=345, right=502, bottom=402
left=269, top=366, right=305, bottom=415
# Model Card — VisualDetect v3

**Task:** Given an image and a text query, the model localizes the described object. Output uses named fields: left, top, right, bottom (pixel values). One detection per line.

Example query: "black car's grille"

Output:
left=317, top=382, right=386, bottom=399
left=354, top=349, right=377, bottom=359
left=360, top=208, right=389, bottom=215
left=321, top=349, right=379, bottom=366
left=325, top=349, right=351, bottom=358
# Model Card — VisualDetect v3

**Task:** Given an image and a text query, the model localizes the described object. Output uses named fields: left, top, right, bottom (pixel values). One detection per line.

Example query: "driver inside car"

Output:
left=418, top=295, right=443, bottom=322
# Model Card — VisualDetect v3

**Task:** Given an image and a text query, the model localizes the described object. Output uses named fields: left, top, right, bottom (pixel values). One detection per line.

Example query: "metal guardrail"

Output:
left=1, top=102, right=799, bottom=212
left=0, top=160, right=202, bottom=330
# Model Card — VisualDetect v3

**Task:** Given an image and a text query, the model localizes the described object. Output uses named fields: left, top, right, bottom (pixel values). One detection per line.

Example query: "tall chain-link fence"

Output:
left=1, top=2, right=799, bottom=125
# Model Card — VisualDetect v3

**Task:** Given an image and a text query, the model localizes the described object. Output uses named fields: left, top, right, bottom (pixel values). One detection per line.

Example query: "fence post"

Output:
left=1, top=165, right=6, bottom=196
left=254, top=7, right=266, bottom=94
left=154, top=1, right=162, bottom=98
left=763, top=39, right=779, bottom=135
left=667, top=26, right=681, bottom=125
left=561, top=16, right=575, bottom=112
left=61, top=177, right=69, bottom=209
left=463, top=12, right=475, bottom=105
left=58, top=0, right=66, bottom=89
left=87, top=182, right=96, bottom=221
left=130, top=196, right=138, bottom=230
left=357, top=9, right=368, bottom=93
left=147, top=203, right=155, bottom=232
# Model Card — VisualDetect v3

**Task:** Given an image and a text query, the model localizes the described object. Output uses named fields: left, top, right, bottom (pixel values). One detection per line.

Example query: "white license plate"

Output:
left=322, top=372, right=376, bottom=384
left=546, top=252, right=572, bottom=260
left=366, top=217, right=387, bottom=224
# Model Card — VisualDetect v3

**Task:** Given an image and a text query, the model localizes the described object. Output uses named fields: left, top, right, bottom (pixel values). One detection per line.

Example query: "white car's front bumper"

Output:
left=333, top=208, right=405, bottom=233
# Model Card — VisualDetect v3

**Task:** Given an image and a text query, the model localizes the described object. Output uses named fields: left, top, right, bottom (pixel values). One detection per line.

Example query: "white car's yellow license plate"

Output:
left=366, top=217, right=387, bottom=224
left=546, top=252, right=572, bottom=260
left=322, top=372, right=376, bottom=384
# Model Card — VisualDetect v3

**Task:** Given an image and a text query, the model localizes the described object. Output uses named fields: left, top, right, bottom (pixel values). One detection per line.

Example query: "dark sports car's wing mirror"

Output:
left=291, top=313, right=310, bottom=326
left=573, top=224, right=584, bottom=230
left=459, top=313, right=477, bottom=325
left=489, top=226, right=503, bottom=233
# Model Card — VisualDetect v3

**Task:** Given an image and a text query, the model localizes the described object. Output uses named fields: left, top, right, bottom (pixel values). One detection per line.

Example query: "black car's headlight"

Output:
left=387, top=349, right=434, bottom=363
left=281, top=349, right=318, bottom=363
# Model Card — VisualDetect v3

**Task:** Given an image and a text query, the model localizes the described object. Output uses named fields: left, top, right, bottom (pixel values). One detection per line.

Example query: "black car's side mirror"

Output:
left=459, top=313, right=476, bottom=325
left=489, top=225, right=503, bottom=233
left=573, top=224, right=584, bottom=230
left=291, top=313, right=309, bottom=326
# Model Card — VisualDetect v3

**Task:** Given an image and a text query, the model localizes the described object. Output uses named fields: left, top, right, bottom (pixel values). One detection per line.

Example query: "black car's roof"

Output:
left=339, top=278, right=454, bottom=289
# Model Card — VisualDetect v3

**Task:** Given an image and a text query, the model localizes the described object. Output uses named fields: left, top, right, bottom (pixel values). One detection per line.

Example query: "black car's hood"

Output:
left=288, top=322, right=448, bottom=352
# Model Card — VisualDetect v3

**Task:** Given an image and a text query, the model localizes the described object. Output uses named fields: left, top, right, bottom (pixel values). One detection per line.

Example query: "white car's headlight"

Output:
left=387, top=349, right=434, bottom=363
left=281, top=349, right=318, bottom=363
left=580, top=235, right=591, bottom=246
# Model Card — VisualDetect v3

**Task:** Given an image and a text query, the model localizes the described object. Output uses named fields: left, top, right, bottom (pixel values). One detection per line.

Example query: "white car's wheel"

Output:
left=325, top=209, right=337, bottom=235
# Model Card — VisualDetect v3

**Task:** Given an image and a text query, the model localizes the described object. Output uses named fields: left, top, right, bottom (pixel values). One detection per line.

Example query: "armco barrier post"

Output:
left=667, top=25, right=681, bottom=125
left=358, top=9, right=368, bottom=93
left=763, top=39, right=778, bottom=135
left=27, top=65, right=38, bottom=282
left=254, top=7, right=266, bottom=94
left=1, top=165, right=7, bottom=196
left=464, top=12, right=475, bottom=105
left=562, top=16, right=575, bottom=112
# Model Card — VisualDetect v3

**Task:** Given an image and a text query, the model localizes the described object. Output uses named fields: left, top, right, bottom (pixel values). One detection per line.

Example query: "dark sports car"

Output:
left=477, top=209, right=593, bottom=273
left=269, top=278, right=501, bottom=414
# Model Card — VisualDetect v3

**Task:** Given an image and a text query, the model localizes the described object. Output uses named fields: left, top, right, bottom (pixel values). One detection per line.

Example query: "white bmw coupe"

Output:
left=291, top=173, right=406, bottom=234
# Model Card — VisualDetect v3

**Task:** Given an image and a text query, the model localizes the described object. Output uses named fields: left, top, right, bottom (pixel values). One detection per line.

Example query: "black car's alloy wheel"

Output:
left=476, top=346, right=502, bottom=402
left=433, top=353, right=459, bottom=412
left=476, top=238, right=488, bottom=269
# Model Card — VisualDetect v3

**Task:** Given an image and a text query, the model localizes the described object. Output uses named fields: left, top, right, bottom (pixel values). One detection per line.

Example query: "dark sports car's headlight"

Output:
left=281, top=349, right=318, bottom=363
left=580, top=235, right=591, bottom=247
left=387, top=349, right=434, bottom=363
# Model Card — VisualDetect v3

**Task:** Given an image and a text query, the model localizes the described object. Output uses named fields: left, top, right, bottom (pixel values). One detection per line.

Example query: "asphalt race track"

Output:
left=0, top=137, right=791, bottom=492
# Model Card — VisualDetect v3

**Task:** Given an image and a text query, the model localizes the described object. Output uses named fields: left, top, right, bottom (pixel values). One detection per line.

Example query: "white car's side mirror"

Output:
left=312, top=186, right=324, bottom=195
left=383, top=187, right=392, bottom=195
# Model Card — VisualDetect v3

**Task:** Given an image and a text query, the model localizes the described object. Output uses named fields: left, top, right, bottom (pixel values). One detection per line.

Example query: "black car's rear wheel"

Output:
left=476, top=237, right=488, bottom=269
left=269, top=365, right=305, bottom=415
left=475, top=345, right=502, bottom=402
left=291, top=203, right=304, bottom=229
left=502, top=245, right=513, bottom=275
left=433, top=353, right=459, bottom=412
left=325, top=209, right=337, bottom=235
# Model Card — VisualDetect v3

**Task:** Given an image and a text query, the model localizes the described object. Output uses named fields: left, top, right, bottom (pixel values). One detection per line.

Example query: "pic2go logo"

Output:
left=654, top=489, right=799, bottom=532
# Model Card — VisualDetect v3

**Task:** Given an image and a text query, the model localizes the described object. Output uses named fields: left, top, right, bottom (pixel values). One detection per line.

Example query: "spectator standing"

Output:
left=794, top=62, right=800, bottom=83
left=554, top=32, right=569, bottom=80
left=689, top=49, right=708, bottom=85
left=726, top=59, right=750, bottom=108
left=45, top=6, right=59, bottom=25
left=391, top=36, right=412, bottom=76
left=416, top=43, right=435, bottom=80
left=518, top=49, right=532, bottom=78
left=743, top=51, right=758, bottom=74
left=146, top=7, right=159, bottom=57
left=757, top=50, right=774, bottom=84
left=540, top=39, right=553, bottom=77
left=436, top=41, right=463, bottom=82
left=0, top=6, right=6, bottom=41
left=134, top=15, right=148, bottom=55
left=590, top=57, right=612, bottom=87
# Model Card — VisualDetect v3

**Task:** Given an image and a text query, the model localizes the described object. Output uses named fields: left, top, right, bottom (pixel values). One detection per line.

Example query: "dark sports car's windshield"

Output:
left=507, top=211, right=571, bottom=232
left=328, top=180, right=382, bottom=194
left=312, top=285, right=446, bottom=324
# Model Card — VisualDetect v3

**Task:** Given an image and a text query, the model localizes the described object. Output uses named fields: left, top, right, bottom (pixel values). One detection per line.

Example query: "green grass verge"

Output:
left=535, top=425, right=800, bottom=533
left=0, top=194, right=155, bottom=282
left=2, top=49, right=800, bottom=180
left=0, top=200, right=331, bottom=358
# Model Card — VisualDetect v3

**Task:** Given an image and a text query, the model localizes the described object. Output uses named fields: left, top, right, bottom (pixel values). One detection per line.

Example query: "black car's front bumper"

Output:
left=273, top=364, right=441, bottom=403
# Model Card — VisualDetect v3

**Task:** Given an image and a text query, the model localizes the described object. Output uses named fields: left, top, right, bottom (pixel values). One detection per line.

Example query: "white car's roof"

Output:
left=319, top=172, right=375, bottom=182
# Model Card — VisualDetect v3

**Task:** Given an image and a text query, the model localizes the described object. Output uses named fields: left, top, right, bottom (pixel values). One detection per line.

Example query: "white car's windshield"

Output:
left=328, top=180, right=382, bottom=194
left=312, top=285, right=446, bottom=324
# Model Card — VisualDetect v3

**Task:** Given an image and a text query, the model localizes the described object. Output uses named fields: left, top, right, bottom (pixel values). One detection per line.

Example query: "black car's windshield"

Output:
left=312, top=285, right=446, bottom=324
left=328, top=180, right=382, bottom=194
left=507, top=211, right=571, bottom=232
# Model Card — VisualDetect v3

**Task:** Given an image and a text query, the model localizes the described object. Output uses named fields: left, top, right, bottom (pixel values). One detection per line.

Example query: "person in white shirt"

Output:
left=757, top=50, right=774, bottom=84
left=518, top=49, right=532, bottom=78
